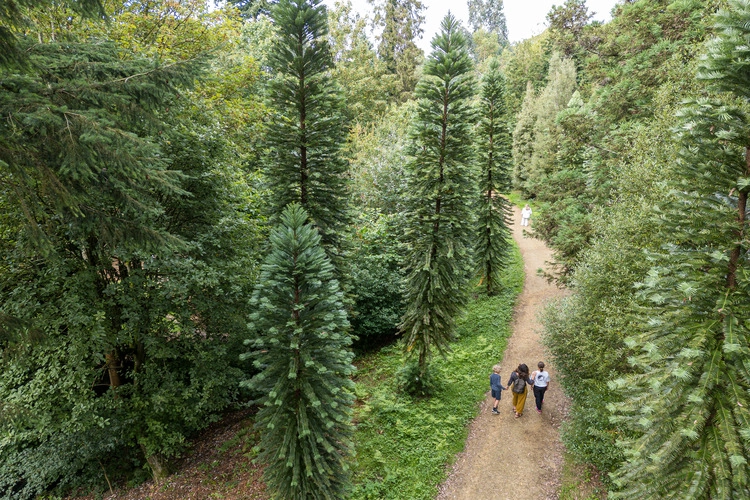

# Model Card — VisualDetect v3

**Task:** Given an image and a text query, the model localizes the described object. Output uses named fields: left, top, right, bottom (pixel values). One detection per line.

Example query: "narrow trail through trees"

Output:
left=437, top=207, right=569, bottom=500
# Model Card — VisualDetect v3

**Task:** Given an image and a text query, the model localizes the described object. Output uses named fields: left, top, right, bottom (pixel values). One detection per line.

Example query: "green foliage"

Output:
left=400, top=14, right=477, bottom=386
left=530, top=92, right=593, bottom=281
left=0, top=0, right=105, bottom=69
left=467, top=0, right=508, bottom=45
left=351, top=246, right=523, bottom=499
left=499, top=33, right=550, bottom=115
left=511, top=82, right=537, bottom=193
left=348, top=103, right=414, bottom=215
left=475, top=59, right=514, bottom=295
left=543, top=89, right=684, bottom=484
left=350, top=212, right=407, bottom=347
left=0, top=4, right=265, bottom=496
left=606, top=4, right=750, bottom=494
left=370, top=0, right=425, bottom=98
left=546, top=0, right=594, bottom=59
left=327, top=0, right=398, bottom=124
left=264, top=0, right=350, bottom=259
left=525, top=53, right=577, bottom=195
left=0, top=39, right=196, bottom=250
left=241, top=204, right=355, bottom=500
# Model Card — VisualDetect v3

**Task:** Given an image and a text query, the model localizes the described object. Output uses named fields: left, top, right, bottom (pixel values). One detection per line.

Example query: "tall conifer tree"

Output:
left=264, top=0, right=349, bottom=260
left=475, top=58, right=513, bottom=295
left=610, top=1, right=750, bottom=497
left=467, top=0, right=508, bottom=45
left=369, top=0, right=425, bottom=96
left=400, top=14, right=476, bottom=385
left=242, top=204, right=354, bottom=500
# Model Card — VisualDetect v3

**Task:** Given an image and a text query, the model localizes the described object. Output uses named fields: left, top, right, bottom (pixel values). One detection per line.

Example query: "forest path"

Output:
left=437, top=207, right=569, bottom=500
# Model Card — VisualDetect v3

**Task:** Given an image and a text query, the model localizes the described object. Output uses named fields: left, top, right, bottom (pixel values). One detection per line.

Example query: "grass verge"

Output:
left=349, top=244, right=524, bottom=499
left=559, top=452, right=607, bottom=500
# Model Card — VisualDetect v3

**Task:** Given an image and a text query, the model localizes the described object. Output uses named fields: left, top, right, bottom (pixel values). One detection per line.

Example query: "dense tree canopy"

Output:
left=6, top=0, right=750, bottom=497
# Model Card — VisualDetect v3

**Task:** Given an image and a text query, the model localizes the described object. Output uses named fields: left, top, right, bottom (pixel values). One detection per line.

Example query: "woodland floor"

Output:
left=437, top=209, right=570, bottom=500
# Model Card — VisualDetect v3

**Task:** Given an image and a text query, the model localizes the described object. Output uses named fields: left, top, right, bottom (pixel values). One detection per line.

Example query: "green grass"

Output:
left=559, top=453, right=607, bottom=500
left=350, top=244, right=524, bottom=499
left=505, top=191, right=530, bottom=209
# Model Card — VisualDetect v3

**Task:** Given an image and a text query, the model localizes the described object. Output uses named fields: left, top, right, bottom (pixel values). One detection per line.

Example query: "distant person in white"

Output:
left=530, top=361, right=550, bottom=414
left=521, top=204, right=532, bottom=226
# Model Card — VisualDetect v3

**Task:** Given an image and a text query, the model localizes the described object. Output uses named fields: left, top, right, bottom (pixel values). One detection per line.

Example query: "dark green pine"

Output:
left=264, top=0, right=350, bottom=261
left=610, top=1, right=750, bottom=497
left=0, top=39, right=199, bottom=254
left=399, top=13, right=476, bottom=380
left=241, top=203, right=355, bottom=500
left=475, top=58, right=513, bottom=296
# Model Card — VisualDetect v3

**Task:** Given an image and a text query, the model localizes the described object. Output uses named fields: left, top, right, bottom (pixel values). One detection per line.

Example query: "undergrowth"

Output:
left=350, top=244, right=524, bottom=499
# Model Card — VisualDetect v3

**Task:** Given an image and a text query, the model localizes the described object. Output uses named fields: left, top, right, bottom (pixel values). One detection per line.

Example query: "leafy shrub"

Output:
left=350, top=211, right=406, bottom=349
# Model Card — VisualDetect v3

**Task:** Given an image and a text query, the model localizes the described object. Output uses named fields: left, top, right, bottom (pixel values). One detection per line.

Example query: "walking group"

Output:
left=489, top=362, right=550, bottom=418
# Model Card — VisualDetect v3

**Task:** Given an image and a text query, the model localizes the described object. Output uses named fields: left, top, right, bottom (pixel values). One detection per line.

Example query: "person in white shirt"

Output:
left=530, top=361, right=551, bottom=414
left=521, top=204, right=532, bottom=226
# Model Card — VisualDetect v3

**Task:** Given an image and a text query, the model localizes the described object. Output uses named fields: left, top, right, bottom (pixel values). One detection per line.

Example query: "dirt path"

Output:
left=437, top=208, right=569, bottom=500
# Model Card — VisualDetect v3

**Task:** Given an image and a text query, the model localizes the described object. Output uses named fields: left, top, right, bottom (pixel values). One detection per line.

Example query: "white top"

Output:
left=531, top=370, right=550, bottom=387
left=521, top=207, right=532, bottom=218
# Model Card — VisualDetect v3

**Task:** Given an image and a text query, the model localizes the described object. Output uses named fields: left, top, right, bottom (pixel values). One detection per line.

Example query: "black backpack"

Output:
left=512, top=375, right=526, bottom=393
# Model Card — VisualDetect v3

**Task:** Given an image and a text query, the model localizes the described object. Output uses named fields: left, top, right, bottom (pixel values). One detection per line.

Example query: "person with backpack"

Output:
left=490, top=364, right=507, bottom=415
left=507, top=363, right=533, bottom=418
left=530, top=361, right=551, bottom=414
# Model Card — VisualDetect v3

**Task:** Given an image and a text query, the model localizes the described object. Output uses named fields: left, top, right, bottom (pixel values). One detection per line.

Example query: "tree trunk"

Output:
left=105, top=351, right=120, bottom=390
left=141, top=444, right=170, bottom=482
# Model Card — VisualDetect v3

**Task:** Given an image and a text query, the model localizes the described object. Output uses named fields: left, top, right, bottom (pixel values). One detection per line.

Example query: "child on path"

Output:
left=490, top=364, right=507, bottom=415
left=507, top=364, right=533, bottom=418
left=521, top=204, right=532, bottom=226
left=530, top=361, right=551, bottom=414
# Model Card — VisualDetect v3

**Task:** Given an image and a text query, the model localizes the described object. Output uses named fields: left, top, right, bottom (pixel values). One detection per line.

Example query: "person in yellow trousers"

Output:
left=507, top=363, right=533, bottom=418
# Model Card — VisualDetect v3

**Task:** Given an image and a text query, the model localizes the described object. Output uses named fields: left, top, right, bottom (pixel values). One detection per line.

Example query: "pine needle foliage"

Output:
left=400, top=14, right=476, bottom=383
left=0, top=40, right=197, bottom=252
left=0, top=0, right=105, bottom=69
left=609, top=1, right=750, bottom=497
left=264, top=0, right=350, bottom=260
left=475, top=58, right=513, bottom=295
left=241, top=203, right=355, bottom=500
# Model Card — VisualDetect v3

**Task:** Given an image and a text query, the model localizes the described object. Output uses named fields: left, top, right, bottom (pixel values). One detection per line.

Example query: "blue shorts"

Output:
left=491, top=389, right=501, bottom=400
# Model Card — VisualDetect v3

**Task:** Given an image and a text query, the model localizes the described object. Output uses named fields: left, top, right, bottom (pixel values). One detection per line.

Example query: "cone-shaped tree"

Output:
left=609, top=1, right=750, bottom=497
left=264, top=0, right=349, bottom=260
left=241, top=203, right=355, bottom=500
left=400, top=13, right=476, bottom=384
left=475, top=58, right=513, bottom=295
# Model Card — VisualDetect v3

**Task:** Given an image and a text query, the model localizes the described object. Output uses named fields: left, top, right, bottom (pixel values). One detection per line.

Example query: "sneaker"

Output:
left=537, top=409, right=542, bottom=414
left=492, top=408, right=499, bottom=414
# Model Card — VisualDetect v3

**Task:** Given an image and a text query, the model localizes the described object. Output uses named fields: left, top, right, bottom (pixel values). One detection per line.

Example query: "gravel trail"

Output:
left=437, top=207, right=570, bottom=500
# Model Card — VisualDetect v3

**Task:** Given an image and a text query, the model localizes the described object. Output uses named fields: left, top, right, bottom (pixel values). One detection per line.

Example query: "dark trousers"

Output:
left=533, top=385, right=547, bottom=410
